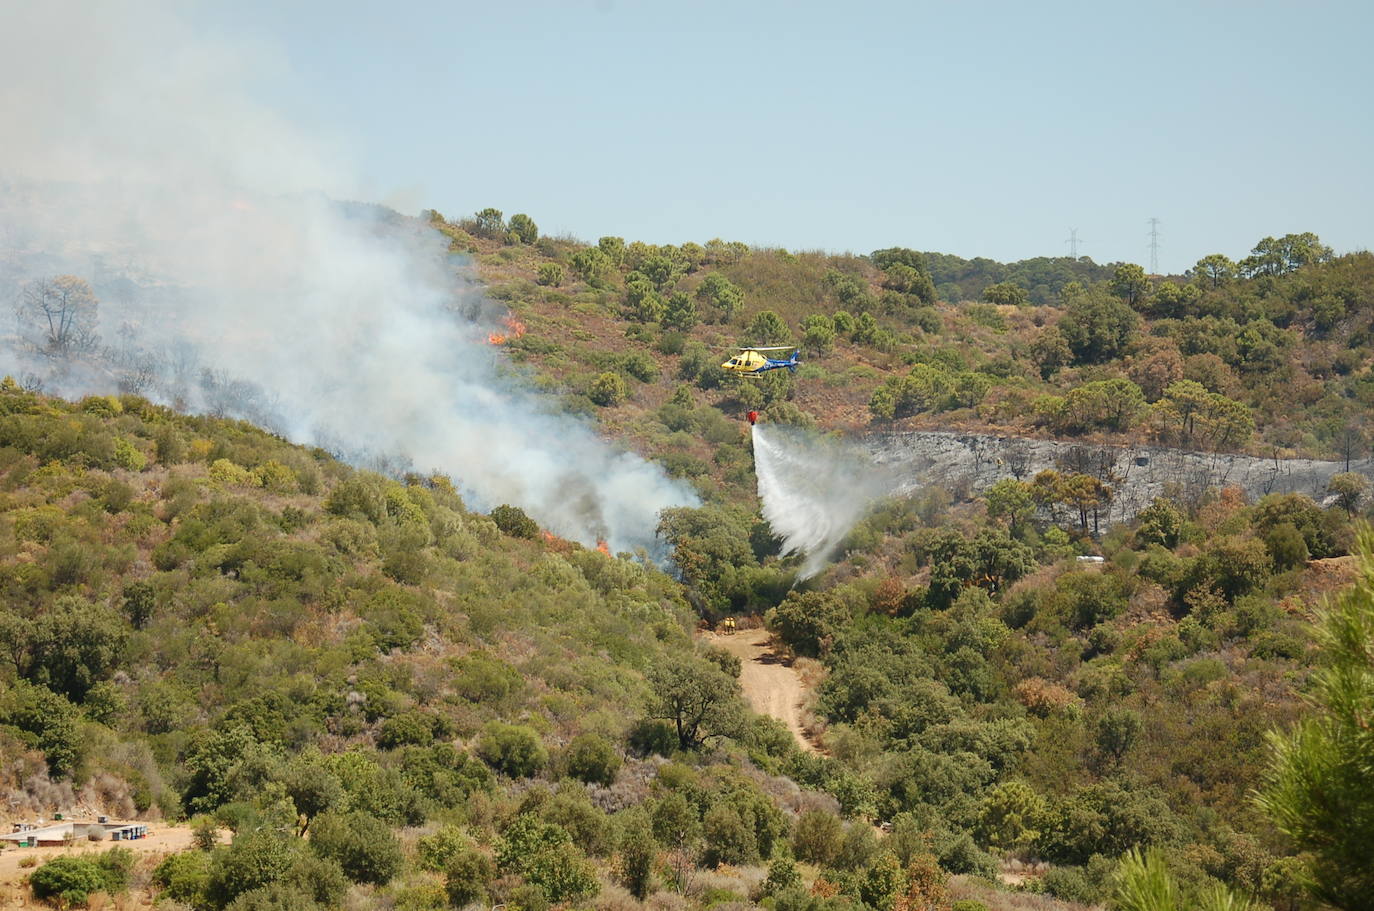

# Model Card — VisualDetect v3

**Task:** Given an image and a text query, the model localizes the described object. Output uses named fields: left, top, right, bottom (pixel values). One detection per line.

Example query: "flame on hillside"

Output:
left=540, top=528, right=579, bottom=556
left=596, top=539, right=611, bottom=555
left=486, top=314, right=527, bottom=345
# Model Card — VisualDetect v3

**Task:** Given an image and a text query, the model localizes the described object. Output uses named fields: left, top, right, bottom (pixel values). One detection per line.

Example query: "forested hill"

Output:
left=0, top=383, right=801, bottom=908
left=1, top=365, right=1351, bottom=911
left=433, top=209, right=1370, bottom=909
left=2, top=209, right=1372, bottom=911
left=443, top=210, right=1372, bottom=505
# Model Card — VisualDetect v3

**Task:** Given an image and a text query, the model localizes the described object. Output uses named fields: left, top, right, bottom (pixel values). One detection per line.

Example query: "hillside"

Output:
left=0, top=384, right=790, bottom=908
left=442, top=211, right=1373, bottom=505
left=1, top=211, right=1371, bottom=910
left=440, top=210, right=1374, bottom=908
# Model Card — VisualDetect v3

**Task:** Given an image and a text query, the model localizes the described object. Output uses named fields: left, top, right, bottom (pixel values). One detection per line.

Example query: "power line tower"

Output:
left=1147, top=217, right=1162, bottom=273
left=1065, top=228, right=1083, bottom=259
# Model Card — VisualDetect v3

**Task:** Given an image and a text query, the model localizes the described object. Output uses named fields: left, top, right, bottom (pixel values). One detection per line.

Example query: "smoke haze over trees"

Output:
left=0, top=2, right=696, bottom=553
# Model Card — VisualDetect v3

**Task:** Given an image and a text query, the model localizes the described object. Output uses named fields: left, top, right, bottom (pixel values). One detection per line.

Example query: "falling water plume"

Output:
left=751, top=423, right=896, bottom=579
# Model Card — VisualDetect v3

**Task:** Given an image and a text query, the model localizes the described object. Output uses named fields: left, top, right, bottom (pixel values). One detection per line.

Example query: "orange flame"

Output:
left=486, top=314, right=527, bottom=346
left=596, top=540, right=611, bottom=556
left=540, top=529, right=576, bottom=555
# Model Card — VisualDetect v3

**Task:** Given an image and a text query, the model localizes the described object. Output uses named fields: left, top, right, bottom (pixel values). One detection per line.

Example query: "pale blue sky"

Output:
left=192, top=0, right=1373, bottom=273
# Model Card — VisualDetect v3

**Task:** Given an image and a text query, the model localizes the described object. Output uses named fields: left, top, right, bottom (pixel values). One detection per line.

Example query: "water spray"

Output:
left=751, top=423, right=895, bottom=579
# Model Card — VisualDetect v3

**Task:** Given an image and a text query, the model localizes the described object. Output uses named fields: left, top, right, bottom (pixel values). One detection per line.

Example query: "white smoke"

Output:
left=752, top=424, right=894, bottom=579
left=0, top=2, right=697, bottom=555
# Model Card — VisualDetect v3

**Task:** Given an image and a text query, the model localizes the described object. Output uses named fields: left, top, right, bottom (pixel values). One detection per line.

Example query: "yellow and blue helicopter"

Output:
left=719, top=346, right=800, bottom=376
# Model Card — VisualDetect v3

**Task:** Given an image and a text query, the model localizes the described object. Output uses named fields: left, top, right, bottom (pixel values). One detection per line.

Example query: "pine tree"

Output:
left=1256, top=530, right=1374, bottom=910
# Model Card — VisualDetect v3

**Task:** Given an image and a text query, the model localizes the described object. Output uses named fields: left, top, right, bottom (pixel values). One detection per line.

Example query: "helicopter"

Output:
left=719, top=346, right=800, bottom=376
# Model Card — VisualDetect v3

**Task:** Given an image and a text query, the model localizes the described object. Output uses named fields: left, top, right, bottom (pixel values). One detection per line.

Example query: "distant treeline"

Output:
left=921, top=252, right=1117, bottom=305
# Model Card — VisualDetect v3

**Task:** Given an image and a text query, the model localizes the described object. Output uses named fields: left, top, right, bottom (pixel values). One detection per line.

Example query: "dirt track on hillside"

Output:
left=705, top=627, right=821, bottom=754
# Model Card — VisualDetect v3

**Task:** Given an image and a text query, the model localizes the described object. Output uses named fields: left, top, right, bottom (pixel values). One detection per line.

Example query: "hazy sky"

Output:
left=123, top=1, right=1374, bottom=272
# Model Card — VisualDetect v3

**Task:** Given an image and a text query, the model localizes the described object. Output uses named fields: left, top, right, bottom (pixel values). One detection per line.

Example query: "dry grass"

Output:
left=690, top=863, right=767, bottom=901
left=950, top=874, right=1098, bottom=911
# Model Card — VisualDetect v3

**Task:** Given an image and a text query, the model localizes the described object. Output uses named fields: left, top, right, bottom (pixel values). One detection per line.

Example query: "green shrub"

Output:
left=792, top=809, right=844, bottom=865
left=617, top=809, right=656, bottom=899
left=444, top=844, right=496, bottom=907
left=1, top=680, right=82, bottom=777
left=508, top=883, right=550, bottom=911
left=416, top=825, right=470, bottom=873
left=859, top=853, right=904, bottom=911
left=253, top=460, right=298, bottom=492
left=1250, top=630, right=1305, bottom=660
left=113, top=437, right=147, bottom=471
left=524, top=846, right=599, bottom=903
left=490, top=504, right=539, bottom=539
left=702, top=803, right=758, bottom=867
left=325, top=475, right=387, bottom=523
left=663, top=292, right=699, bottom=330
left=509, top=213, right=538, bottom=244
left=536, top=263, right=564, bottom=286
left=376, top=711, right=437, bottom=749
left=205, top=829, right=301, bottom=907
left=1037, top=781, right=1180, bottom=865
left=154, top=424, right=186, bottom=464
left=82, top=394, right=123, bottom=416
left=154, top=850, right=212, bottom=904
left=192, top=816, right=219, bottom=850
left=308, top=811, right=403, bottom=885
left=589, top=372, right=628, bottom=406
left=1041, top=864, right=1098, bottom=903
left=223, top=883, right=322, bottom=911
left=476, top=722, right=547, bottom=777
left=209, top=458, right=252, bottom=486
left=627, top=718, right=677, bottom=757
left=29, top=856, right=107, bottom=906
left=394, top=880, right=447, bottom=911
left=496, top=815, right=569, bottom=870
left=273, top=855, right=348, bottom=907
left=95, top=846, right=135, bottom=892
left=100, top=478, right=135, bottom=512
left=563, top=732, right=621, bottom=786
left=763, top=855, right=802, bottom=895
left=1265, top=522, right=1309, bottom=570
left=451, top=652, right=524, bottom=702
left=495, top=813, right=599, bottom=902
left=619, top=351, right=661, bottom=383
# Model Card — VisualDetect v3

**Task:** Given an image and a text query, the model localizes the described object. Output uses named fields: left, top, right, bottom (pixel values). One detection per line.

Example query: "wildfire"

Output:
left=486, top=314, right=528, bottom=346
left=540, top=529, right=577, bottom=555
left=596, top=540, right=611, bottom=556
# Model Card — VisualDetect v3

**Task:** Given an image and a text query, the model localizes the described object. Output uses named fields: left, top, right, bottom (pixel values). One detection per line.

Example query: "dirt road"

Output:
left=705, top=627, right=821, bottom=754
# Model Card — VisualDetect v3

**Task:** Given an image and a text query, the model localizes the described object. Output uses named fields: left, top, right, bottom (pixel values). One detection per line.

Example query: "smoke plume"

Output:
left=0, top=2, right=697, bottom=554
left=752, top=424, right=894, bottom=579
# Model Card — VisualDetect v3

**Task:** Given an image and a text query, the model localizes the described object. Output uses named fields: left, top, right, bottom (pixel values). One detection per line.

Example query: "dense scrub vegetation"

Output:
left=426, top=210, right=1373, bottom=909
left=442, top=210, right=1373, bottom=512
left=0, top=384, right=785, bottom=908
left=4, top=210, right=1373, bottom=910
